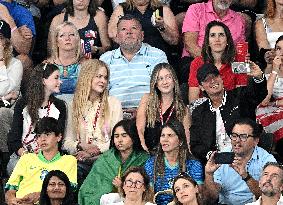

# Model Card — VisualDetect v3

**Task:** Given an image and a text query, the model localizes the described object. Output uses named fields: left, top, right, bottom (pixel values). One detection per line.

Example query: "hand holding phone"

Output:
left=214, top=152, right=235, bottom=164
left=205, top=151, right=221, bottom=175
left=231, top=62, right=250, bottom=74
left=246, top=60, right=263, bottom=79
left=151, top=9, right=164, bottom=28
left=232, top=42, right=250, bottom=73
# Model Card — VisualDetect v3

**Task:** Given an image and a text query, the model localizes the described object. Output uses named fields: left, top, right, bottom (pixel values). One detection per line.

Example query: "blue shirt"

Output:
left=100, top=43, right=167, bottom=108
left=214, top=146, right=276, bottom=205
left=0, top=0, right=36, bottom=36
left=144, top=156, right=204, bottom=205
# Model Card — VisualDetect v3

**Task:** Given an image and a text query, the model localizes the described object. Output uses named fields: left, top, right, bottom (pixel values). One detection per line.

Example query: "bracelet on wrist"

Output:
left=157, top=26, right=165, bottom=32
left=242, top=172, right=252, bottom=182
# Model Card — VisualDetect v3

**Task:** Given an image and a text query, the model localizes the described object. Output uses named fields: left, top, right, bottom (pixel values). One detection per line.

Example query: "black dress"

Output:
left=144, top=103, right=176, bottom=151
left=64, top=13, right=102, bottom=59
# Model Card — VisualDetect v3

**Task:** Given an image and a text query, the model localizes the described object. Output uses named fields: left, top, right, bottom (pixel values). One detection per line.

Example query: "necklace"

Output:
left=81, top=100, right=102, bottom=144
left=57, top=57, right=77, bottom=77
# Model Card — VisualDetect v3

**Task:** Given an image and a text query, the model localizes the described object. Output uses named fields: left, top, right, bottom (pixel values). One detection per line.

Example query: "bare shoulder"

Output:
left=51, top=13, right=65, bottom=27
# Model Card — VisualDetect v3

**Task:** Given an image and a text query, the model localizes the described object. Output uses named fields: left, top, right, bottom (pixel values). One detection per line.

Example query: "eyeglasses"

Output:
left=229, top=133, right=254, bottom=142
left=124, top=179, right=144, bottom=189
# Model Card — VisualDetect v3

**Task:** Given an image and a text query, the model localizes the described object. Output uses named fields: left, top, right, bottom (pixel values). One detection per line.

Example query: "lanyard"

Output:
left=159, top=101, right=175, bottom=126
left=23, top=101, right=51, bottom=146
left=82, top=101, right=101, bottom=144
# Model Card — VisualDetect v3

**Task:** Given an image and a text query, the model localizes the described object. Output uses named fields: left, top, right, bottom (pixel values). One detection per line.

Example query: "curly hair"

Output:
left=72, top=59, right=110, bottom=134
left=119, top=166, right=154, bottom=202
left=66, top=0, right=97, bottom=16
left=146, top=63, right=186, bottom=128
left=153, top=120, right=192, bottom=185
left=50, top=21, right=81, bottom=61
left=122, top=0, right=162, bottom=11
left=26, top=63, right=59, bottom=125
left=265, top=0, right=276, bottom=18
left=0, top=36, right=13, bottom=66
left=202, top=21, right=236, bottom=65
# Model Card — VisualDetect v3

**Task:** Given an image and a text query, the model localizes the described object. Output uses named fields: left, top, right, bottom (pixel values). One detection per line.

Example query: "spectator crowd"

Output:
left=0, top=0, right=283, bottom=204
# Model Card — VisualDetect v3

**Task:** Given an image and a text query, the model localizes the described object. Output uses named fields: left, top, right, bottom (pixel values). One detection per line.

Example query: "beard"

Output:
left=120, top=39, right=142, bottom=53
left=216, top=1, right=231, bottom=10
left=261, top=182, right=281, bottom=197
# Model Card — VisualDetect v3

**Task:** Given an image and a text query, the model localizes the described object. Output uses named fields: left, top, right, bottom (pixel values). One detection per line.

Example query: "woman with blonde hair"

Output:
left=63, top=59, right=123, bottom=185
left=136, top=63, right=190, bottom=152
left=48, top=21, right=82, bottom=103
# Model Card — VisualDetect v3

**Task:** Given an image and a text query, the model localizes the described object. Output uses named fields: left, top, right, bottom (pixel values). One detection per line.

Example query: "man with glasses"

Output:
left=204, top=118, right=276, bottom=205
left=246, top=162, right=283, bottom=205
left=190, top=62, right=267, bottom=164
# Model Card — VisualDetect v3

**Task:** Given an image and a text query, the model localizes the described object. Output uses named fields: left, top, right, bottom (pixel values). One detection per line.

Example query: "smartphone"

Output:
left=231, top=62, right=250, bottom=73
left=154, top=9, right=163, bottom=18
left=235, top=42, right=248, bottom=62
left=214, top=152, right=235, bottom=164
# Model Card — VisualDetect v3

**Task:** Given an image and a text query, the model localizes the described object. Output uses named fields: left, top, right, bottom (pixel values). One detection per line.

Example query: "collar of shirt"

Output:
left=206, top=1, right=235, bottom=21
left=254, top=195, right=283, bottom=205
left=38, top=151, right=61, bottom=164
left=209, top=90, right=227, bottom=112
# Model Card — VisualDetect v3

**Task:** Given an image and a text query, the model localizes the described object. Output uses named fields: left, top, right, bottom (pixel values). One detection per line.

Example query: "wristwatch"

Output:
left=157, top=26, right=165, bottom=32
left=242, top=172, right=252, bottom=182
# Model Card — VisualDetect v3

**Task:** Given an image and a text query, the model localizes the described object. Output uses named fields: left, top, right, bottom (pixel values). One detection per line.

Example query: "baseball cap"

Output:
left=0, top=20, right=11, bottom=39
left=197, top=63, right=220, bottom=84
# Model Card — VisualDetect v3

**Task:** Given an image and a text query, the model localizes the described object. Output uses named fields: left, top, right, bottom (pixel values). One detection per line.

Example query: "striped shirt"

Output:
left=100, top=43, right=167, bottom=108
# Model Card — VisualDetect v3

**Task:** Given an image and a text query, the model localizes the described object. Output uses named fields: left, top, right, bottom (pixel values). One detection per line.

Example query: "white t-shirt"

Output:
left=215, top=108, right=232, bottom=152
left=100, top=193, right=156, bottom=205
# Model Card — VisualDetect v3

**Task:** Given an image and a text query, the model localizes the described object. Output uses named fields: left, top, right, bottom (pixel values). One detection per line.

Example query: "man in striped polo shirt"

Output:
left=100, top=14, right=168, bottom=118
